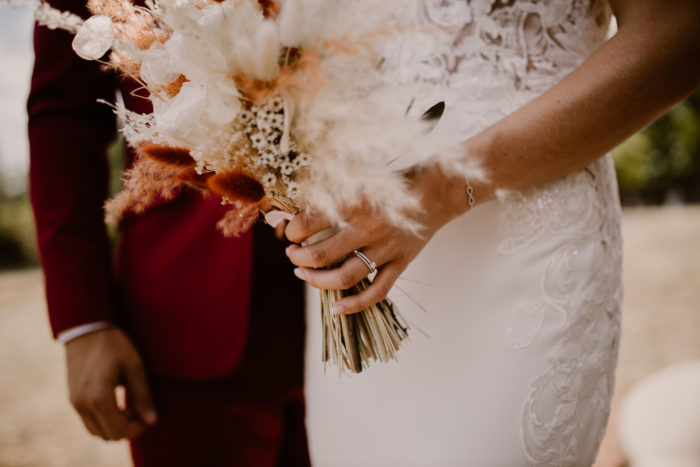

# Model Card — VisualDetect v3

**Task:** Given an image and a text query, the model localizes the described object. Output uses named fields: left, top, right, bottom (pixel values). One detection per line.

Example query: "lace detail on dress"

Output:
left=497, top=169, right=604, bottom=254
left=388, top=0, right=613, bottom=146
left=397, top=2, right=620, bottom=464
left=409, top=0, right=612, bottom=94
left=499, top=157, right=623, bottom=466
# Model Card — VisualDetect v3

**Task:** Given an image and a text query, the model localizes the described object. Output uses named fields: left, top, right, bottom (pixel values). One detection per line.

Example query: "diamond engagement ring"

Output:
left=353, top=250, right=377, bottom=275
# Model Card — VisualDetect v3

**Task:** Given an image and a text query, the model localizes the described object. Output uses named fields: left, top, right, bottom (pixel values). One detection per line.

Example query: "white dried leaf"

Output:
left=71, top=15, right=114, bottom=60
left=264, top=210, right=294, bottom=228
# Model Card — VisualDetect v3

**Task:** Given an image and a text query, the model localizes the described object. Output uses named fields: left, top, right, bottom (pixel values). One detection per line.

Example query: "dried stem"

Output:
left=320, top=277, right=409, bottom=374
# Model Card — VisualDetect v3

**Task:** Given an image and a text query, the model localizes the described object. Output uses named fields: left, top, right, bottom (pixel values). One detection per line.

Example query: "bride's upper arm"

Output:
left=608, top=0, right=700, bottom=96
left=608, top=0, right=700, bottom=30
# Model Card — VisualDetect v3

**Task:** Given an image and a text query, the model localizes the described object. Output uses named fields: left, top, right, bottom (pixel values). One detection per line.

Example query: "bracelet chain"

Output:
left=466, top=182, right=475, bottom=209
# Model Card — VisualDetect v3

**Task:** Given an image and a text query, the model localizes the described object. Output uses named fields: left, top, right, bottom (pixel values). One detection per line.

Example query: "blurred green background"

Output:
left=613, top=91, right=700, bottom=205
left=0, top=188, right=37, bottom=269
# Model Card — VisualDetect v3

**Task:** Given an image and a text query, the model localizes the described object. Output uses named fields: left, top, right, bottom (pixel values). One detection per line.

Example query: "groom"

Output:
left=27, top=0, right=308, bottom=465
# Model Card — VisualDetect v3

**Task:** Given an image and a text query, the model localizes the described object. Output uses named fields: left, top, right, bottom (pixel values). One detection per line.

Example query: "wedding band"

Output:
left=353, top=250, right=377, bottom=275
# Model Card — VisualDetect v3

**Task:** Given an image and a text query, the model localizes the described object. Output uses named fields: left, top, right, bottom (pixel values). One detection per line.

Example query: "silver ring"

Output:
left=353, top=249, right=377, bottom=275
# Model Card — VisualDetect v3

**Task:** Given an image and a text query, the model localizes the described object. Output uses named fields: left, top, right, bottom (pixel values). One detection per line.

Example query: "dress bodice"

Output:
left=386, top=0, right=612, bottom=132
left=405, top=0, right=612, bottom=94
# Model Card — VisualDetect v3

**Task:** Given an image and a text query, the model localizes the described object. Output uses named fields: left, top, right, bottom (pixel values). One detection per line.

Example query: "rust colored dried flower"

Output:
left=258, top=0, right=279, bottom=18
left=104, top=157, right=182, bottom=223
left=139, top=144, right=196, bottom=168
left=207, top=171, right=266, bottom=204
left=217, top=205, right=260, bottom=237
left=162, top=75, right=189, bottom=99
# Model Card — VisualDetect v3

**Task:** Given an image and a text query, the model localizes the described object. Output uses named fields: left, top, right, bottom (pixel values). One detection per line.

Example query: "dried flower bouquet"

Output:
left=13, top=0, right=480, bottom=373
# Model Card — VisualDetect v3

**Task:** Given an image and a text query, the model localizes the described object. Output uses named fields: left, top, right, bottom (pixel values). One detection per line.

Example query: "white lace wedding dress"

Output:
left=304, top=1, right=623, bottom=466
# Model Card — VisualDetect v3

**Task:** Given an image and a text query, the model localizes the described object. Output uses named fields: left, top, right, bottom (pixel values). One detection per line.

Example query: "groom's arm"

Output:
left=28, top=0, right=157, bottom=440
left=28, top=0, right=119, bottom=338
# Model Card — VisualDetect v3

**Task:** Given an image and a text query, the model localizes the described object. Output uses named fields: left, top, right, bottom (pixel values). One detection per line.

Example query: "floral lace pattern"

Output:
left=403, top=1, right=621, bottom=465
left=500, top=157, right=622, bottom=466
left=408, top=0, right=611, bottom=94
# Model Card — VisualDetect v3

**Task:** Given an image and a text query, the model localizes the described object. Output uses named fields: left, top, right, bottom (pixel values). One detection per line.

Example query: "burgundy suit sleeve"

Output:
left=27, top=0, right=120, bottom=337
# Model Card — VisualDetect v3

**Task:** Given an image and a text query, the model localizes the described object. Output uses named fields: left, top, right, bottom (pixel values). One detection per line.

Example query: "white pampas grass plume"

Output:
left=254, top=21, right=281, bottom=82
left=233, top=37, right=258, bottom=80
left=34, top=2, right=84, bottom=33
left=3, top=0, right=83, bottom=33
left=277, top=0, right=305, bottom=47
left=97, top=99, right=163, bottom=147
left=277, top=0, right=407, bottom=48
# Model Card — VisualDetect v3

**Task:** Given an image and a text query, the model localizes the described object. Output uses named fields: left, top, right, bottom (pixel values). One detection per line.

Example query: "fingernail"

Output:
left=331, top=304, right=346, bottom=315
left=285, top=246, right=293, bottom=257
left=293, top=268, right=306, bottom=280
left=143, top=410, right=158, bottom=425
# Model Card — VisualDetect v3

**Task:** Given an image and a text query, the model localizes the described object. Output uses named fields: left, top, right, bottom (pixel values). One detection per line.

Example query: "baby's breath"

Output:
left=262, top=173, right=277, bottom=187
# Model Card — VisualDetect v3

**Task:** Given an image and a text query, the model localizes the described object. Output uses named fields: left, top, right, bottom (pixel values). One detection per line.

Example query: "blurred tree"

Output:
left=0, top=181, right=38, bottom=269
left=614, top=91, right=700, bottom=205
left=108, top=134, right=125, bottom=197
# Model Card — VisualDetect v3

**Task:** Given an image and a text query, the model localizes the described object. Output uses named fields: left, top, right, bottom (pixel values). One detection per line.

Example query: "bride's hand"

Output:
left=284, top=165, right=472, bottom=315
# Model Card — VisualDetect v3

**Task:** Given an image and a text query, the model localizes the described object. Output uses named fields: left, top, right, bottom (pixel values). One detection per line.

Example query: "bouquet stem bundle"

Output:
left=320, top=279, right=408, bottom=373
left=273, top=210, right=409, bottom=373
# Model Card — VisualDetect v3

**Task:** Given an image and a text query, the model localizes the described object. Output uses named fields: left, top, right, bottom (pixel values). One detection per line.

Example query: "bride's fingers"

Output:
left=293, top=251, right=382, bottom=290
left=330, top=263, right=402, bottom=315
left=285, top=227, right=369, bottom=268
left=285, top=211, right=333, bottom=244
left=274, top=220, right=288, bottom=240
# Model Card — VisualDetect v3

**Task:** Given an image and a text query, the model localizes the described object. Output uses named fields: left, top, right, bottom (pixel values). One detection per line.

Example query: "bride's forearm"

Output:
left=445, top=0, right=700, bottom=216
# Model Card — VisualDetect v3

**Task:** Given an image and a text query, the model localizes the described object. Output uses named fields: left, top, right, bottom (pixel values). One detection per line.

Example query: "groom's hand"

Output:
left=65, top=328, right=158, bottom=441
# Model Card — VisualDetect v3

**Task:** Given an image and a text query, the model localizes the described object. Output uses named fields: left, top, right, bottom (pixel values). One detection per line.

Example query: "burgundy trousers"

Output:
left=130, top=377, right=310, bottom=467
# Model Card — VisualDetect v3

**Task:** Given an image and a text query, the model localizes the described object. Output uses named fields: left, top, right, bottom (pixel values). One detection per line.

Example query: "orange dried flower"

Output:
left=104, top=157, right=182, bottom=223
left=139, top=144, right=196, bottom=168
left=236, top=48, right=323, bottom=104
left=217, top=205, right=260, bottom=237
left=162, top=75, right=189, bottom=99
left=207, top=171, right=266, bottom=204
left=258, top=0, right=279, bottom=18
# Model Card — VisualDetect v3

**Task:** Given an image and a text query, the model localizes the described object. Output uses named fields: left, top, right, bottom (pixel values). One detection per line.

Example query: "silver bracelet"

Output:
left=466, top=180, right=475, bottom=209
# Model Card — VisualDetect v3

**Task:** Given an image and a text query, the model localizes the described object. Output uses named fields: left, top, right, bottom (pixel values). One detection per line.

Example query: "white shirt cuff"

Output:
left=56, top=321, right=115, bottom=344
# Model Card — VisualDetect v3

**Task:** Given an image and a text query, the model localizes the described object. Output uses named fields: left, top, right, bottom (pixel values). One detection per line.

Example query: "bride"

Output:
left=284, top=0, right=700, bottom=465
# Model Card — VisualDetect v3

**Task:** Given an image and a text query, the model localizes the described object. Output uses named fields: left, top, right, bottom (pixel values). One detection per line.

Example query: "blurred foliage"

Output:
left=0, top=189, right=38, bottom=270
left=613, top=90, right=700, bottom=205
left=107, top=135, right=126, bottom=244
left=109, top=135, right=125, bottom=198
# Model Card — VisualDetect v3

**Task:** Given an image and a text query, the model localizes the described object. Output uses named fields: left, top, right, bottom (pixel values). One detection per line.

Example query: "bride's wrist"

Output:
left=454, top=130, right=498, bottom=213
left=414, top=164, right=491, bottom=225
left=444, top=174, right=494, bottom=218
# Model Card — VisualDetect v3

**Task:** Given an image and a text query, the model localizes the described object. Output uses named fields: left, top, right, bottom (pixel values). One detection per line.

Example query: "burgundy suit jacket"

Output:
left=28, top=0, right=304, bottom=398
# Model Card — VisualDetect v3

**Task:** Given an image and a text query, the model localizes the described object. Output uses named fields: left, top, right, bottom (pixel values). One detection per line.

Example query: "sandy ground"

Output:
left=0, top=206, right=699, bottom=467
